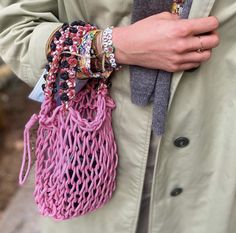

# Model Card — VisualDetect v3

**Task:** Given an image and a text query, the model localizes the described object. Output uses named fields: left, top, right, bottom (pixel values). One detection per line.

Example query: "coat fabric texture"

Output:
left=0, top=0, right=236, bottom=233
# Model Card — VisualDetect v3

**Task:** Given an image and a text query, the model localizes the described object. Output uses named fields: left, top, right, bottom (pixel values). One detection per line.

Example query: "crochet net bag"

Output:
left=19, top=78, right=118, bottom=220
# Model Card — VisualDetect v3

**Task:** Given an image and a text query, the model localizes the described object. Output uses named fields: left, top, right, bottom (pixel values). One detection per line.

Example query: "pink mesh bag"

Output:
left=19, top=78, right=118, bottom=220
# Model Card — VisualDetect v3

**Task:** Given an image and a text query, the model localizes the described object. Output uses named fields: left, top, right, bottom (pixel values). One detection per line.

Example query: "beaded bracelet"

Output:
left=43, top=20, right=115, bottom=107
left=78, top=29, right=100, bottom=78
left=101, top=27, right=118, bottom=69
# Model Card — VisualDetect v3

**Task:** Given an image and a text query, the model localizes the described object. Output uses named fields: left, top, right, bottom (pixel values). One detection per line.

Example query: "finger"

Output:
left=177, top=62, right=201, bottom=71
left=177, top=50, right=211, bottom=63
left=158, top=11, right=180, bottom=20
left=171, top=14, right=181, bottom=20
left=183, top=16, right=219, bottom=35
left=185, top=33, right=219, bottom=51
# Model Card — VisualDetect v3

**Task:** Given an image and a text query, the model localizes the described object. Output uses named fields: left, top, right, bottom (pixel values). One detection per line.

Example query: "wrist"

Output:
left=96, top=26, right=131, bottom=67
left=112, top=26, right=131, bottom=65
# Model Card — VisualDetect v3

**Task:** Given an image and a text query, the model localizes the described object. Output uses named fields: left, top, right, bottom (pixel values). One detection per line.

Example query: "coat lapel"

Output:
left=168, top=0, right=217, bottom=111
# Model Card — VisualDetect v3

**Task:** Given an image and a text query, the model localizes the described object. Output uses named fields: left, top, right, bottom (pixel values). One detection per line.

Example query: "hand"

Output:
left=112, top=12, right=220, bottom=72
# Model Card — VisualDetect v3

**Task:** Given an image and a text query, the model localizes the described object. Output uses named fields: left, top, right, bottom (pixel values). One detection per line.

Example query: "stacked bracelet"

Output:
left=44, top=21, right=121, bottom=106
left=44, top=21, right=97, bottom=105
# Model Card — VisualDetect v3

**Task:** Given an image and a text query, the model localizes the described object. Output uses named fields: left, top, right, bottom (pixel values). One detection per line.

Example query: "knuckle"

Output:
left=189, top=41, right=196, bottom=51
left=169, top=64, right=179, bottom=72
left=203, top=51, right=211, bottom=60
left=178, top=24, right=190, bottom=37
left=178, top=29, right=187, bottom=37
left=172, top=54, right=182, bottom=63
left=174, top=39, right=187, bottom=53
left=170, top=42, right=177, bottom=53
left=211, top=16, right=220, bottom=29
left=213, top=34, right=220, bottom=46
left=191, top=63, right=200, bottom=69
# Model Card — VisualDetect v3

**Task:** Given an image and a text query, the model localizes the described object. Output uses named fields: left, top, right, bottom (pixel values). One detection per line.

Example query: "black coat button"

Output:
left=170, top=187, right=183, bottom=197
left=174, top=137, right=189, bottom=148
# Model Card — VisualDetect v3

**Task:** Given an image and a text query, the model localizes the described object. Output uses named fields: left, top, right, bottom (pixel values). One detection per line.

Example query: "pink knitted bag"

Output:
left=19, top=78, right=118, bottom=220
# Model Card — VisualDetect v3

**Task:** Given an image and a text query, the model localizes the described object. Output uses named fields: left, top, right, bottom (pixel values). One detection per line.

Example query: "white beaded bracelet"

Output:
left=102, top=26, right=118, bottom=69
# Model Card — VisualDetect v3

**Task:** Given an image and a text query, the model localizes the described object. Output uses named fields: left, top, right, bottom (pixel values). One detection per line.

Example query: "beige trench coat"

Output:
left=0, top=0, right=236, bottom=232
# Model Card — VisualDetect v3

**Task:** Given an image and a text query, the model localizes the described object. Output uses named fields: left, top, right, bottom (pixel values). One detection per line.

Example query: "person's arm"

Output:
left=0, top=0, right=62, bottom=86
left=0, top=2, right=219, bottom=87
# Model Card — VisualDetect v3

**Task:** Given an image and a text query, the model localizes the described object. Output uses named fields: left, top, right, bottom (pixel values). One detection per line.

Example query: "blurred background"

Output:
left=0, top=2, right=48, bottom=232
left=0, top=57, right=41, bottom=232
left=0, top=57, right=36, bottom=213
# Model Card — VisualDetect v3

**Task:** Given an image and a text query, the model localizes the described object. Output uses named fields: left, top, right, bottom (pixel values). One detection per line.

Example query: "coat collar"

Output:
left=168, top=0, right=216, bottom=111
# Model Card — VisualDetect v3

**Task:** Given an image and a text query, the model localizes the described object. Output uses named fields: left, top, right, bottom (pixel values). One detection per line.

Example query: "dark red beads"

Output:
left=50, top=42, right=57, bottom=51
left=62, top=23, right=69, bottom=31
left=45, top=64, right=50, bottom=71
left=60, top=61, right=69, bottom=68
left=60, top=93, right=69, bottom=101
left=60, top=72, right=69, bottom=80
left=71, top=20, right=86, bottom=27
left=69, top=27, right=78, bottom=33
left=47, top=55, right=53, bottom=62
left=60, top=82, right=69, bottom=90
left=41, top=84, right=46, bottom=90
left=54, top=31, right=62, bottom=40
left=64, top=38, right=73, bottom=46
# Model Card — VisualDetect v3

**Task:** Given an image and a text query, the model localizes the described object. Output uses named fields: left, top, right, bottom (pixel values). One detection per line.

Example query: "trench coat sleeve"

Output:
left=0, top=0, right=24, bottom=8
left=0, top=0, right=63, bottom=86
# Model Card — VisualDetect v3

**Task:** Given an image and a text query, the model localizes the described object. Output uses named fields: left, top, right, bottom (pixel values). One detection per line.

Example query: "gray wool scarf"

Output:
left=130, top=0, right=193, bottom=135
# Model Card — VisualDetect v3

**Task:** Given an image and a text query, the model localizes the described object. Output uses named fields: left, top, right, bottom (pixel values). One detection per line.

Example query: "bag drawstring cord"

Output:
left=19, top=114, right=38, bottom=185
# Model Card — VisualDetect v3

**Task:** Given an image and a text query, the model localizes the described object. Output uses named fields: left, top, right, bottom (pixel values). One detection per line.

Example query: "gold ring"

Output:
left=196, top=36, right=204, bottom=53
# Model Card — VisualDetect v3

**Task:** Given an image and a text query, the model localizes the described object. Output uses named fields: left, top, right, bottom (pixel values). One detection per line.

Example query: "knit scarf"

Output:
left=130, top=0, right=193, bottom=135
